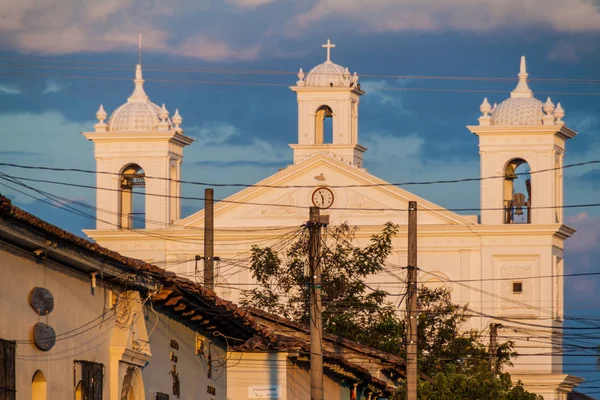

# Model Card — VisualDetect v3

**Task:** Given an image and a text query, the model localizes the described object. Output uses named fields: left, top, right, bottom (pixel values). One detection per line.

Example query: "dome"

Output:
left=491, top=97, right=544, bottom=125
left=476, top=56, right=565, bottom=127
left=304, top=61, right=352, bottom=88
left=103, top=64, right=173, bottom=132
left=295, top=39, right=359, bottom=89
left=108, top=101, right=168, bottom=132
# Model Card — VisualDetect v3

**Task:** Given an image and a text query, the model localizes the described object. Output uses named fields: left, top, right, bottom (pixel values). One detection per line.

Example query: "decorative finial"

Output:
left=480, top=97, right=492, bottom=116
left=297, top=68, right=305, bottom=80
left=511, top=56, right=533, bottom=98
left=95, top=105, right=108, bottom=131
left=351, top=71, right=359, bottom=84
left=491, top=102, right=498, bottom=113
left=554, top=102, right=565, bottom=123
left=128, top=64, right=148, bottom=102
left=96, top=105, right=107, bottom=123
left=543, top=97, right=555, bottom=115
left=322, top=39, right=336, bottom=63
left=159, top=103, right=169, bottom=121
left=172, top=109, right=183, bottom=132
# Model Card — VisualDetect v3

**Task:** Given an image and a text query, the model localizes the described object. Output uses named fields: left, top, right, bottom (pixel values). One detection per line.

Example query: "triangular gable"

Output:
left=178, top=154, right=477, bottom=229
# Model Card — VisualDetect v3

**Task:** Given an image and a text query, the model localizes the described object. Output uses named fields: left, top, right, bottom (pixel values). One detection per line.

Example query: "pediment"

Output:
left=177, top=154, right=476, bottom=229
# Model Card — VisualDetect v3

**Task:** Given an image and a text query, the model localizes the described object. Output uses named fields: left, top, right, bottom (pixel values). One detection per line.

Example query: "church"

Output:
left=82, top=40, right=581, bottom=399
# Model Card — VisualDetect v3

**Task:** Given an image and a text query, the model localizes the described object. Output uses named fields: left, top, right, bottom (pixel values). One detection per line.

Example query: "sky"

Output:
left=1, top=0, right=600, bottom=394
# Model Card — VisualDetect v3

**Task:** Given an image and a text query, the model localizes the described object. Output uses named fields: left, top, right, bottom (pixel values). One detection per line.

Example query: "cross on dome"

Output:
left=322, top=39, right=336, bottom=63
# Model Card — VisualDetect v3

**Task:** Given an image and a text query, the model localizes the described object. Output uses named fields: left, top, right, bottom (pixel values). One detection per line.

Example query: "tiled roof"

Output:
left=0, top=194, right=402, bottom=395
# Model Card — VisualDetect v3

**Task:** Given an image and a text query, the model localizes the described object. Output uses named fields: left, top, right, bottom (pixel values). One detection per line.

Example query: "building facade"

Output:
left=0, top=195, right=402, bottom=399
left=82, top=43, right=581, bottom=398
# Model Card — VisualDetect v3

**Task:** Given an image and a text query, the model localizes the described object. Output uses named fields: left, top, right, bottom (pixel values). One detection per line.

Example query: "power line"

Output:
left=3, top=171, right=600, bottom=213
left=3, top=69, right=600, bottom=96
left=2, top=159, right=597, bottom=189
left=4, top=56, right=600, bottom=85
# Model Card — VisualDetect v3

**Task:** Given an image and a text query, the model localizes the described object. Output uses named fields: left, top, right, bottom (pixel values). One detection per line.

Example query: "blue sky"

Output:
left=1, top=0, right=600, bottom=394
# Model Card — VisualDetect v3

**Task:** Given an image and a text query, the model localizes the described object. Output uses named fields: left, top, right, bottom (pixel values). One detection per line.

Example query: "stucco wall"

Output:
left=0, top=243, right=226, bottom=399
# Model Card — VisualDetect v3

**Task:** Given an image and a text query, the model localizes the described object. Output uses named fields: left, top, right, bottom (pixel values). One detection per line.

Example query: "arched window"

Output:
left=120, top=164, right=145, bottom=229
left=504, top=159, right=531, bottom=224
left=32, top=370, right=46, bottom=400
left=315, top=105, right=333, bottom=144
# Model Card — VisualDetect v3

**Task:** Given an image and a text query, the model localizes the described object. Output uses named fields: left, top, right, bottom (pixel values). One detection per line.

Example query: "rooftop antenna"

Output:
left=138, top=33, right=142, bottom=66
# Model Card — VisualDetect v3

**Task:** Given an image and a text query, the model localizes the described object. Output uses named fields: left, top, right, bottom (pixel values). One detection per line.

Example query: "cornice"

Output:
left=82, top=131, right=194, bottom=146
left=466, top=124, right=577, bottom=140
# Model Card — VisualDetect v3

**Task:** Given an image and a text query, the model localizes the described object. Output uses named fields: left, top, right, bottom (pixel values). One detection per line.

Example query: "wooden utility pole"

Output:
left=489, top=323, right=499, bottom=374
left=204, top=188, right=214, bottom=290
left=406, top=201, right=418, bottom=400
left=308, top=206, right=324, bottom=400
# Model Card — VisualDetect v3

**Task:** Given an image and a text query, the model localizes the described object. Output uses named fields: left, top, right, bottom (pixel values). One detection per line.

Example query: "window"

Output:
left=120, top=164, right=146, bottom=229
left=31, top=370, right=46, bottom=400
left=512, top=282, right=523, bottom=294
left=74, top=360, right=104, bottom=400
left=504, top=159, right=531, bottom=224
left=156, top=394, right=170, bottom=400
left=315, top=105, right=333, bottom=144
left=0, top=339, right=16, bottom=400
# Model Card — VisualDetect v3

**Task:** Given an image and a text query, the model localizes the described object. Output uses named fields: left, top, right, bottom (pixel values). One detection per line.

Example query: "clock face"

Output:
left=312, top=187, right=334, bottom=209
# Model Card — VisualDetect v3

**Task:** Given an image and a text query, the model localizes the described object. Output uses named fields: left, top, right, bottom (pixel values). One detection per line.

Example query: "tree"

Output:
left=241, top=222, right=402, bottom=352
left=241, top=222, right=539, bottom=399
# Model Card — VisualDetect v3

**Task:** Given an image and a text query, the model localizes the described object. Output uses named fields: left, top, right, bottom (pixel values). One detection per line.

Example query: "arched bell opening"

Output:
left=315, top=105, right=333, bottom=144
left=32, top=370, right=47, bottom=400
left=504, top=158, right=531, bottom=224
left=120, top=164, right=146, bottom=229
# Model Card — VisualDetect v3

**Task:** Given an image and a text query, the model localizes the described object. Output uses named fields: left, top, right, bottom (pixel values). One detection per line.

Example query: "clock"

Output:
left=312, top=187, right=334, bottom=209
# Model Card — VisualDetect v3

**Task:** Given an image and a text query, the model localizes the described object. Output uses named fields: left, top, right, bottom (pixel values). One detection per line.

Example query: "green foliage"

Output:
left=241, top=222, right=402, bottom=351
left=241, top=222, right=538, bottom=399
left=393, top=366, right=542, bottom=400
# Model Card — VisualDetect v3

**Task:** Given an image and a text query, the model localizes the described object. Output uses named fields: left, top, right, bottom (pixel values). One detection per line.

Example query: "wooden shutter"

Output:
left=0, top=339, right=16, bottom=400
left=75, top=360, right=104, bottom=400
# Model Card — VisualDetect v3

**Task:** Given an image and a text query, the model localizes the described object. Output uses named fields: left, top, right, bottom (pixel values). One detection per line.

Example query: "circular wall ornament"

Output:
left=30, top=287, right=54, bottom=315
left=33, top=322, right=56, bottom=351
left=311, top=187, right=334, bottom=209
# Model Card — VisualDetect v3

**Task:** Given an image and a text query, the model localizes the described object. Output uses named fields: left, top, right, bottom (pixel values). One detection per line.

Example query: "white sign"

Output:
left=248, top=385, right=281, bottom=398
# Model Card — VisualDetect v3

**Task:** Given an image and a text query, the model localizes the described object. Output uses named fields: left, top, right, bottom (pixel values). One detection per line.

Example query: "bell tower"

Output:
left=290, top=40, right=366, bottom=167
left=82, top=63, right=193, bottom=231
left=468, top=57, right=577, bottom=225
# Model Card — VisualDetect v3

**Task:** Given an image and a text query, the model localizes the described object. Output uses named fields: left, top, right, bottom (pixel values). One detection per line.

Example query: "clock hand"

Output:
left=320, top=193, right=325, bottom=204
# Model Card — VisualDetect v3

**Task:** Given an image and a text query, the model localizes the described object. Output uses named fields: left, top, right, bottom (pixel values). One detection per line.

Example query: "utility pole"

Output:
left=308, top=206, right=324, bottom=400
left=489, top=323, right=500, bottom=374
left=204, top=188, right=214, bottom=290
left=406, top=201, right=418, bottom=400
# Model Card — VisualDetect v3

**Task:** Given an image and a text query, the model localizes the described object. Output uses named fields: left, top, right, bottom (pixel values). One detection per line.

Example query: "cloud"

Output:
left=226, top=0, right=276, bottom=8
left=0, top=0, right=259, bottom=61
left=42, top=79, right=69, bottom=94
left=171, top=34, right=261, bottom=61
left=0, top=84, right=23, bottom=95
left=566, top=212, right=600, bottom=253
left=187, top=121, right=242, bottom=145
left=361, top=79, right=412, bottom=116
left=546, top=39, right=595, bottom=63
left=292, top=0, right=600, bottom=34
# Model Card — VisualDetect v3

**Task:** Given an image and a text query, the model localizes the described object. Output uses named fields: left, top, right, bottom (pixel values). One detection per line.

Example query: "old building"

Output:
left=81, top=41, right=581, bottom=398
left=0, top=195, right=403, bottom=399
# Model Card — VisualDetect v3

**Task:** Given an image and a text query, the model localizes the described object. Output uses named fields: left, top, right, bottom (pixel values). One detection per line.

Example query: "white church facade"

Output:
left=83, top=42, right=581, bottom=399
